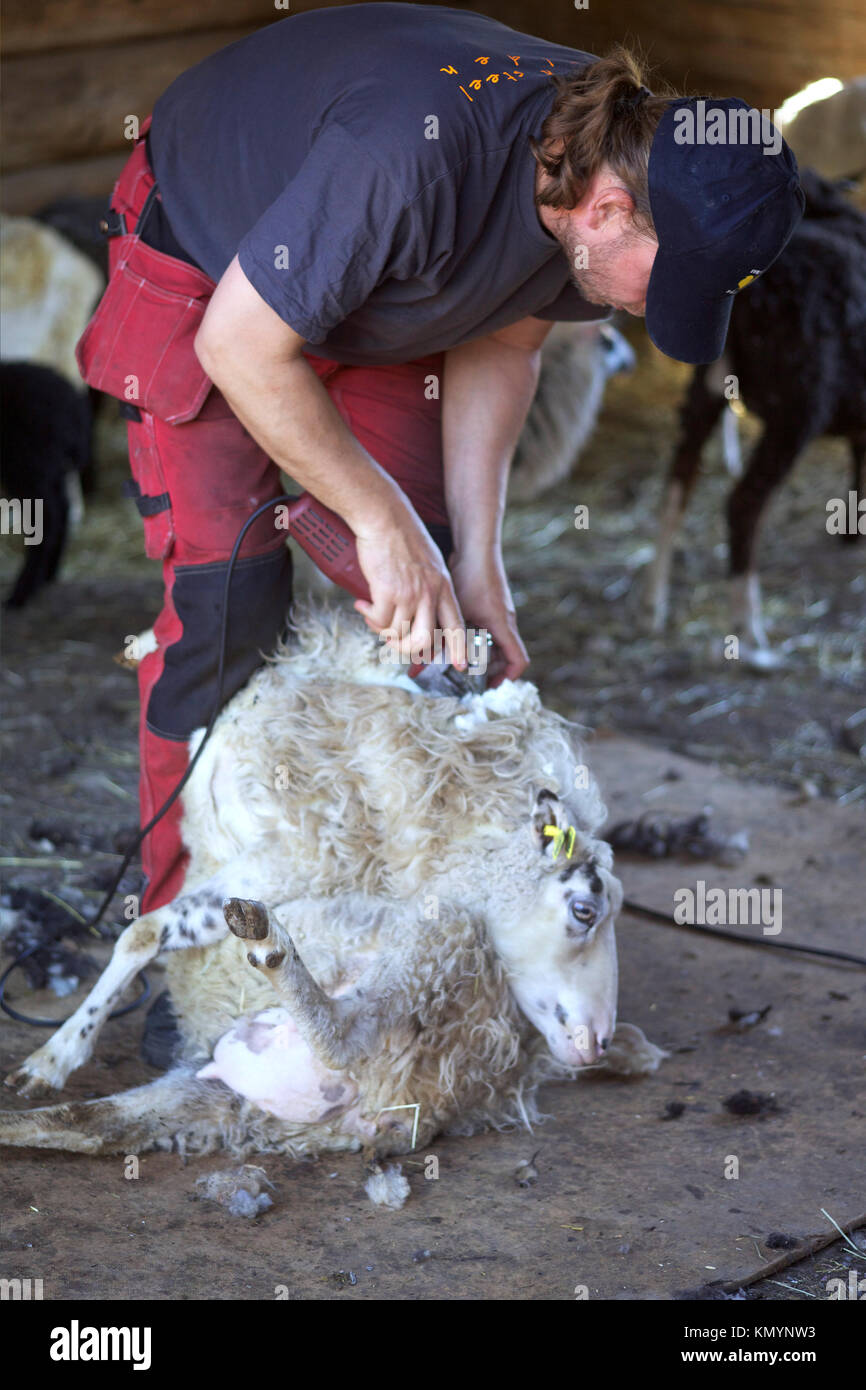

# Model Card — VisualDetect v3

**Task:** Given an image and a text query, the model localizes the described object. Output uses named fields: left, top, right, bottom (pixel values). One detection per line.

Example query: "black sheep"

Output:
left=646, top=168, right=866, bottom=668
left=0, top=361, right=92, bottom=608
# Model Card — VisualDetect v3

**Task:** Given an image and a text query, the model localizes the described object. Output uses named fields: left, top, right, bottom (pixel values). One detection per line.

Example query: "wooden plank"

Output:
left=1, top=28, right=258, bottom=171
left=1, top=153, right=126, bottom=215
left=475, top=0, right=866, bottom=108
left=580, top=0, right=866, bottom=109
left=1, top=0, right=355, bottom=55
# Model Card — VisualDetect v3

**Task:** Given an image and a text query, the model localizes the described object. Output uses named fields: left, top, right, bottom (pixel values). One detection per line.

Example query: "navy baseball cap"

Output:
left=646, top=97, right=805, bottom=364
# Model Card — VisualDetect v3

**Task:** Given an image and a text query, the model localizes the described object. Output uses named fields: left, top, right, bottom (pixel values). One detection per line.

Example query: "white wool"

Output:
left=0, top=216, right=103, bottom=388
left=364, top=1163, right=411, bottom=1209
left=598, top=1023, right=669, bottom=1076
left=453, top=678, right=534, bottom=732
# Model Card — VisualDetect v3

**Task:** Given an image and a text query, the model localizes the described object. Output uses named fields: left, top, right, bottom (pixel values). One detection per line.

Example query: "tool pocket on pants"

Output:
left=125, top=410, right=175, bottom=560
left=75, top=236, right=215, bottom=424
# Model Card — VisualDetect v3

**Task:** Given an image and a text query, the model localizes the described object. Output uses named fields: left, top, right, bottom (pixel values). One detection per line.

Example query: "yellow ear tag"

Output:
left=737, top=273, right=756, bottom=290
left=543, top=824, right=577, bottom=860
left=543, top=824, right=565, bottom=859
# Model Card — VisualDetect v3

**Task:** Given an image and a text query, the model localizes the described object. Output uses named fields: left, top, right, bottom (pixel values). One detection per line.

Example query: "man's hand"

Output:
left=353, top=505, right=468, bottom=668
left=449, top=549, right=529, bottom=684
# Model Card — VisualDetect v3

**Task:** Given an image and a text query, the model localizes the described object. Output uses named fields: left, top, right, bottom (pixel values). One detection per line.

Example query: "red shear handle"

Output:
left=286, top=494, right=371, bottom=602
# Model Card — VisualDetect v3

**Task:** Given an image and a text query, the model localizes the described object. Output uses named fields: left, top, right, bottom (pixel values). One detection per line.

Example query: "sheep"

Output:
left=0, top=215, right=104, bottom=607
left=0, top=361, right=92, bottom=607
left=644, top=168, right=866, bottom=670
left=508, top=321, right=635, bottom=502
left=0, top=603, right=663, bottom=1161
left=0, top=215, right=103, bottom=389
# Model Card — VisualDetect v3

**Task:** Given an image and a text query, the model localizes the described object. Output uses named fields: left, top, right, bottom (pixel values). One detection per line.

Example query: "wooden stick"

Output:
left=721, top=1212, right=866, bottom=1293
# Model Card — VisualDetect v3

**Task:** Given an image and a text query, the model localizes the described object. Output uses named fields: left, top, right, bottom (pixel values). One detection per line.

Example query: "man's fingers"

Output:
left=437, top=588, right=467, bottom=668
left=354, top=598, right=398, bottom=640
left=406, top=595, right=436, bottom=663
left=495, top=631, right=529, bottom=684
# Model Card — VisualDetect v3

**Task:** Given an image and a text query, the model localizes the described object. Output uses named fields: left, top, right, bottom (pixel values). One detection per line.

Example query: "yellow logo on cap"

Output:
left=726, top=268, right=762, bottom=296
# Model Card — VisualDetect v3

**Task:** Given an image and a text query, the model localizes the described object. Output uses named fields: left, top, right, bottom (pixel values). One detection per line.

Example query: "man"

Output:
left=77, top=4, right=803, bottom=912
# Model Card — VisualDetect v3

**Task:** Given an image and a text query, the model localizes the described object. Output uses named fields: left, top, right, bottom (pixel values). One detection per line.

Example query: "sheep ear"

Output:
left=531, top=789, right=571, bottom=857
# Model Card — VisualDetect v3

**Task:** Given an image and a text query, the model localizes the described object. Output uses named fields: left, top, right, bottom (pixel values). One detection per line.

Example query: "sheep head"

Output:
left=489, top=789, right=620, bottom=1068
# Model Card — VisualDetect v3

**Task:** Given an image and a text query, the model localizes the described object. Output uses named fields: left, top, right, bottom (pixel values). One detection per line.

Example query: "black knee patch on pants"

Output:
left=147, top=545, right=294, bottom=740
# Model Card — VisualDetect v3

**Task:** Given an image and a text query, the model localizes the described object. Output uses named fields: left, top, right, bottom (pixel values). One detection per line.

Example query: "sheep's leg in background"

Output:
left=4, top=473, right=69, bottom=609
left=0, top=1069, right=232, bottom=1154
left=3, top=860, right=259, bottom=1098
left=225, top=898, right=405, bottom=1069
left=841, top=434, right=865, bottom=543
left=65, top=471, right=85, bottom=529
left=1, top=363, right=92, bottom=608
left=720, top=400, right=743, bottom=478
left=645, top=367, right=725, bottom=630
left=727, top=421, right=812, bottom=670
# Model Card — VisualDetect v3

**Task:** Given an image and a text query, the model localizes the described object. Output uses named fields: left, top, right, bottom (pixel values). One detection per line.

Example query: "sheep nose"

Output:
left=574, top=1030, right=612, bottom=1066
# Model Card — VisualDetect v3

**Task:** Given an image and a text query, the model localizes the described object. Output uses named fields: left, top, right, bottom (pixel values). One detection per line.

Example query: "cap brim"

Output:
left=645, top=248, right=734, bottom=365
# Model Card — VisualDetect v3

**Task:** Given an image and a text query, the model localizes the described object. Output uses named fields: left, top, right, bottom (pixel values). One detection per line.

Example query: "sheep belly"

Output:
left=196, top=1006, right=356, bottom=1123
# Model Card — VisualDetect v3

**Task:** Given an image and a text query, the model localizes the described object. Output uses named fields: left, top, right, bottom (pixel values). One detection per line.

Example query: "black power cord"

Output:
left=0, top=945, right=150, bottom=1027
left=623, top=899, right=866, bottom=967
left=0, top=494, right=298, bottom=1027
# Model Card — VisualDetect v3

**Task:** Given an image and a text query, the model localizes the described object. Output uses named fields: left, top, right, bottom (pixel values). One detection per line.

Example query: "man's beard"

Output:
left=557, top=224, right=648, bottom=308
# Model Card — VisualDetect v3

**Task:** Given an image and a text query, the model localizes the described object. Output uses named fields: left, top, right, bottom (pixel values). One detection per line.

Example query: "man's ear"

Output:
left=583, top=181, right=636, bottom=233
left=531, top=788, right=572, bottom=857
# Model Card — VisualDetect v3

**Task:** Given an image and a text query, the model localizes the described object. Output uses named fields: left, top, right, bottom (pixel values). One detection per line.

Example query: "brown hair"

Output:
left=530, top=45, right=676, bottom=235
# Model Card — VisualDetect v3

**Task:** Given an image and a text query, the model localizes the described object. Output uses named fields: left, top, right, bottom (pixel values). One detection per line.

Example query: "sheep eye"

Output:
left=568, top=896, right=598, bottom=930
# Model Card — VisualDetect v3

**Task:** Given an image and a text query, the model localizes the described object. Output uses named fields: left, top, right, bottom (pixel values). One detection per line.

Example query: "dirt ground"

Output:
left=1, top=331, right=864, bottom=1300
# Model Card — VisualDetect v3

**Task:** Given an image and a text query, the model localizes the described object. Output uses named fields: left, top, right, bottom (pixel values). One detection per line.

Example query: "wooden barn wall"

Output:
left=3, top=0, right=865, bottom=214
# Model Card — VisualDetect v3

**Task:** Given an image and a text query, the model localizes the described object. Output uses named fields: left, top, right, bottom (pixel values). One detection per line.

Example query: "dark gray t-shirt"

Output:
left=150, top=3, right=605, bottom=365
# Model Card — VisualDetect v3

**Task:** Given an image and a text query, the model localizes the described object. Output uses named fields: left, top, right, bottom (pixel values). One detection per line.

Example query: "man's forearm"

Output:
left=196, top=337, right=410, bottom=535
left=442, top=334, right=542, bottom=556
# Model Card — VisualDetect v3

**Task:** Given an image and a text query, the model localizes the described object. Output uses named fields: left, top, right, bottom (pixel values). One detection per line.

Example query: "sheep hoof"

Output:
left=224, top=898, right=270, bottom=940
left=4, top=1060, right=60, bottom=1100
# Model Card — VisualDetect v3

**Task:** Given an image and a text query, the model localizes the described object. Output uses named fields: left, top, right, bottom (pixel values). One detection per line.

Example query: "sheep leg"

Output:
left=841, top=436, right=865, bottom=544
left=727, top=421, right=810, bottom=669
left=225, top=898, right=399, bottom=1069
left=721, top=402, right=743, bottom=478
left=5, top=478, right=68, bottom=608
left=645, top=367, right=724, bottom=630
left=0, top=1069, right=234, bottom=1154
left=4, top=859, right=259, bottom=1099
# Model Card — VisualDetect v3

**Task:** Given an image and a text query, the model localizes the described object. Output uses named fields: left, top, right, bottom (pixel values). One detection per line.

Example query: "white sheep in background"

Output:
left=508, top=321, right=635, bottom=502
left=0, top=603, right=663, bottom=1162
left=0, top=215, right=103, bottom=389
